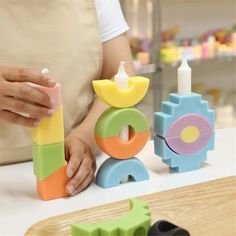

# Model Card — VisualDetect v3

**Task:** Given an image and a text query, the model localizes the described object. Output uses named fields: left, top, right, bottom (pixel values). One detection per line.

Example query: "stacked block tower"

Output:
left=93, top=62, right=150, bottom=188
left=154, top=57, right=215, bottom=172
left=31, top=69, right=68, bottom=200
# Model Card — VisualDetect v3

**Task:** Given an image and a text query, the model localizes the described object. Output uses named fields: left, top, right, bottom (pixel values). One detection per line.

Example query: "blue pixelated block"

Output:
left=154, top=93, right=215, bottom=136
left=96, top=157, right=149, bottom=188
left=154, top=134, right=215, bottom=172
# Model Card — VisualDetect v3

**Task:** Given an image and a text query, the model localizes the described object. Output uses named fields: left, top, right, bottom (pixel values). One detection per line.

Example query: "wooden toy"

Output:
left=95, top=107, right=149, bottom=159
left=154, top=58, right=215, bottom=172
left=93, top=62, right=150, bottom=188
left=96, top=158, right=149, bottom=188
left=31, top=68, right=67, bottom=200
left=71, top=199, right=151, bottom=236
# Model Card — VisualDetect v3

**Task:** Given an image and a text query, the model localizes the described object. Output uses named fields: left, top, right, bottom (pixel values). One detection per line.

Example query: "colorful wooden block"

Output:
left=29, top=82, right=62, bottom=111
left=71, top=199, right=151, bottom=236
left=95, top=107, right=149, bottom=159
left=154, top=92, right=215, bottom=172
left=31, top=107, right=64, bottom=145
left=37, top=163, right=68, bottom=201
left=92, top=76, right=149, bottom=108
left=32, top=142, right=65, bottom=180
left=96, top=157, right=149, bottom=188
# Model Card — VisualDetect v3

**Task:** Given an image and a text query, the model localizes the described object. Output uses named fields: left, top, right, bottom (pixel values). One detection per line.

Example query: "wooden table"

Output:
left=26, top=176, right=236, bottom=236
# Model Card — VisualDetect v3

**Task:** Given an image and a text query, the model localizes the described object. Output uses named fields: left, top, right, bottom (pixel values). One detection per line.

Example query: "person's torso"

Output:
left=0, top=0, right=102, bottom=164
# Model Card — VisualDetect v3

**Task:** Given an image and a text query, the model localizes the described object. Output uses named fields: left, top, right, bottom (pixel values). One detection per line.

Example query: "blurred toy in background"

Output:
left=160, top=25, right=236, bottom=64
left=129, top=24, right=236, bottom=67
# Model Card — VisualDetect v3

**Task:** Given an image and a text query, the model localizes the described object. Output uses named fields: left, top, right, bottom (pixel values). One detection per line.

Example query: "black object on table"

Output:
left=148, top=220, right=190, bottom=236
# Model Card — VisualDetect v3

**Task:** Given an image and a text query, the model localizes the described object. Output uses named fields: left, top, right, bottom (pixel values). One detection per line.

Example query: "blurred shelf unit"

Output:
left=121, top=0, right=236, bottom=127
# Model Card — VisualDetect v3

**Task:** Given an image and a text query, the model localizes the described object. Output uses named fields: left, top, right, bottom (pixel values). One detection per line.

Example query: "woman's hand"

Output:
left=0, top=66, right=56, bottom=127
left=65, top=134, right=96, bottom=196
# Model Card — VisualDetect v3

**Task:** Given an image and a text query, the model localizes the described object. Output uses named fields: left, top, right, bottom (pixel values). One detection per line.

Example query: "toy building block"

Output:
left=92, top=76, right=149, bottom=108
left=32, top=142, right=65, bottom=180
left=96, top=158, right=149, bottom=188
left=37, top=163, right=68, bottom=201
left=71, top=199, right=151, bottom=236
left=31, top=107, right=64, bottom=145
left=95, top=107, right=149, bottom=159
left=148, top=220, right=190, bottom=236
left=154, top=93, right=215, bottom=172
left=28, top=82, right=62, bottom=111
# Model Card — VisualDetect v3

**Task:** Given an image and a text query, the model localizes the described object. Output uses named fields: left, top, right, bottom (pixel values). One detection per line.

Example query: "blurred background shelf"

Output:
left=121, top=0, right=236, bottom=129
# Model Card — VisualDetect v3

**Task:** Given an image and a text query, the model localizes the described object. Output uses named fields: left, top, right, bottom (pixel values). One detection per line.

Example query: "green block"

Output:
left=32, top=142, right=65, bottom=180
left=95, top=108, right=149, bottom=138
left=71, top=199, right=151, bottom=236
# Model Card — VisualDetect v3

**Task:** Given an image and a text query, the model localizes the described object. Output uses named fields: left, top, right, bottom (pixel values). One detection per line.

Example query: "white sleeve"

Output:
left=95, top=0, right=129, bottom=43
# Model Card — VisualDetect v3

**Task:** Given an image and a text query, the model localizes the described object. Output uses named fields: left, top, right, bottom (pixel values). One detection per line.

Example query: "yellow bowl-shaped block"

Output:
left=92, top=76, right=149, bottom=108
left=31, top=107, right=64, bottom=145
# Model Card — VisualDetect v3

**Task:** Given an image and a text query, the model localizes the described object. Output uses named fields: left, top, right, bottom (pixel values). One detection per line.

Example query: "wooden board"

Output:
left=25, top=176, right=236, bottom=236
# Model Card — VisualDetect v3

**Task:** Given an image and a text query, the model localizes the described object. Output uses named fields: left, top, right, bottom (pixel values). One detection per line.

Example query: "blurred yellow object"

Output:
left=161, top=47, right=177, bottom=63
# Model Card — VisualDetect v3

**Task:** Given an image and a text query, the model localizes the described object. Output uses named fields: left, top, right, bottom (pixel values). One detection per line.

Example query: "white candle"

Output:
left=114, top=62, right=129, bottom=184
left=178, top=57, right=191, bottom=95
left=114, top=61, right=129, bottom=143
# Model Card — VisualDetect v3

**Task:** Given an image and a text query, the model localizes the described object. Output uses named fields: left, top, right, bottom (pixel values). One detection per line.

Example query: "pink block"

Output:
left=28, top=83, right=62, bottom=110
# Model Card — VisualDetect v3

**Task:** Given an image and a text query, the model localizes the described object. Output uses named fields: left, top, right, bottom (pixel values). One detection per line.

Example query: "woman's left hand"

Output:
left=65, top=134, right=96, bottom=196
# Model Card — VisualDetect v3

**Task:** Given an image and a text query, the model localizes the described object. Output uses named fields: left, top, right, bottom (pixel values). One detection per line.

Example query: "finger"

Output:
left=66, top=154, right=92, bottom=194
left=0, top=110, right=40, bottom=127
left=1, top=96, right=54, bottom=119
left=5, top=82, right=54, bottom=108
left=2, top=67, right=56, bottom=87
left=71, top=170, right=94, bottom=196
left=66, top=150, right=84, bottom=178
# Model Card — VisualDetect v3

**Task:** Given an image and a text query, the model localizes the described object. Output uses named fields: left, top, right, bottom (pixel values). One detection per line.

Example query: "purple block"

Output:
left=165, top=114, right=213, bottom=155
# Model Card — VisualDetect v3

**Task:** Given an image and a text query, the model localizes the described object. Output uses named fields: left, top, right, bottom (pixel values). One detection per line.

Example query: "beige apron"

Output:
left=0, top=0, right=102, bottom=164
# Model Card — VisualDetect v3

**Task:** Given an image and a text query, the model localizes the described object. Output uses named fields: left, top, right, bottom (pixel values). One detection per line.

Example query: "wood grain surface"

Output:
left=25, top=176, right=236, bottom=236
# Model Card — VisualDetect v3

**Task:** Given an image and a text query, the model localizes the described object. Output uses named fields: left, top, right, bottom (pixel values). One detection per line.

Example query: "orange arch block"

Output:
left=37, top=164, right=68, bottom=201
left=96, top=131, right=150, bottom=159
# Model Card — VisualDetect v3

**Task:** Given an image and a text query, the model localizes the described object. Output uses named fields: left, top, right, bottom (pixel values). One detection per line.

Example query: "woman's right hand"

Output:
left=0, top=66, right=56, bottom=127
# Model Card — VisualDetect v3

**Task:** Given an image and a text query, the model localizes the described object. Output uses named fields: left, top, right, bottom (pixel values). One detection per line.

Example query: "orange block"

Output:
left=37, top=164, right=68, bottom=201
left=95, top=131, right=150, bottom=159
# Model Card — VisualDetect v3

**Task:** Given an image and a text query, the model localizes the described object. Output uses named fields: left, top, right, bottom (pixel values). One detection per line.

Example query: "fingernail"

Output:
left=48, top=78, right=56, bottom=86
left=67, top=185, right=74, bottom=194
left=47, top=109, right=54, bottom=116
left=33, top=121, right=40, bottom=127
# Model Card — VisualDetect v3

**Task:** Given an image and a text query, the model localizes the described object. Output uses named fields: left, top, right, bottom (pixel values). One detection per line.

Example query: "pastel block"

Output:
left=153, top=92, right=215, bottom=172
left=37, top=163, right=68, bottom=201
left=31, top=107, right=64, bottom=145
left=165, top=114, right=214, bottom=155
left=154, top=93, right=215, bottom=137
left=28, top=83, right=62, bottom=111
left=96, top=131, right=149, bottom=159
left=95, top=107, right=149, bottom=138
left=154, top=134, right=215, bottom=172
left=32, top=142, right=65, bottom=180
left=92, top=76, right=149, bottom=108
left=96, top=157, right=149, bottom=188
left=71, top=199, right=151, bottom=236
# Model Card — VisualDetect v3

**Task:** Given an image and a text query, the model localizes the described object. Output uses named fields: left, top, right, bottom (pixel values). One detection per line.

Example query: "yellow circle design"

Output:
left=180, top=126, right=200, bottom=143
